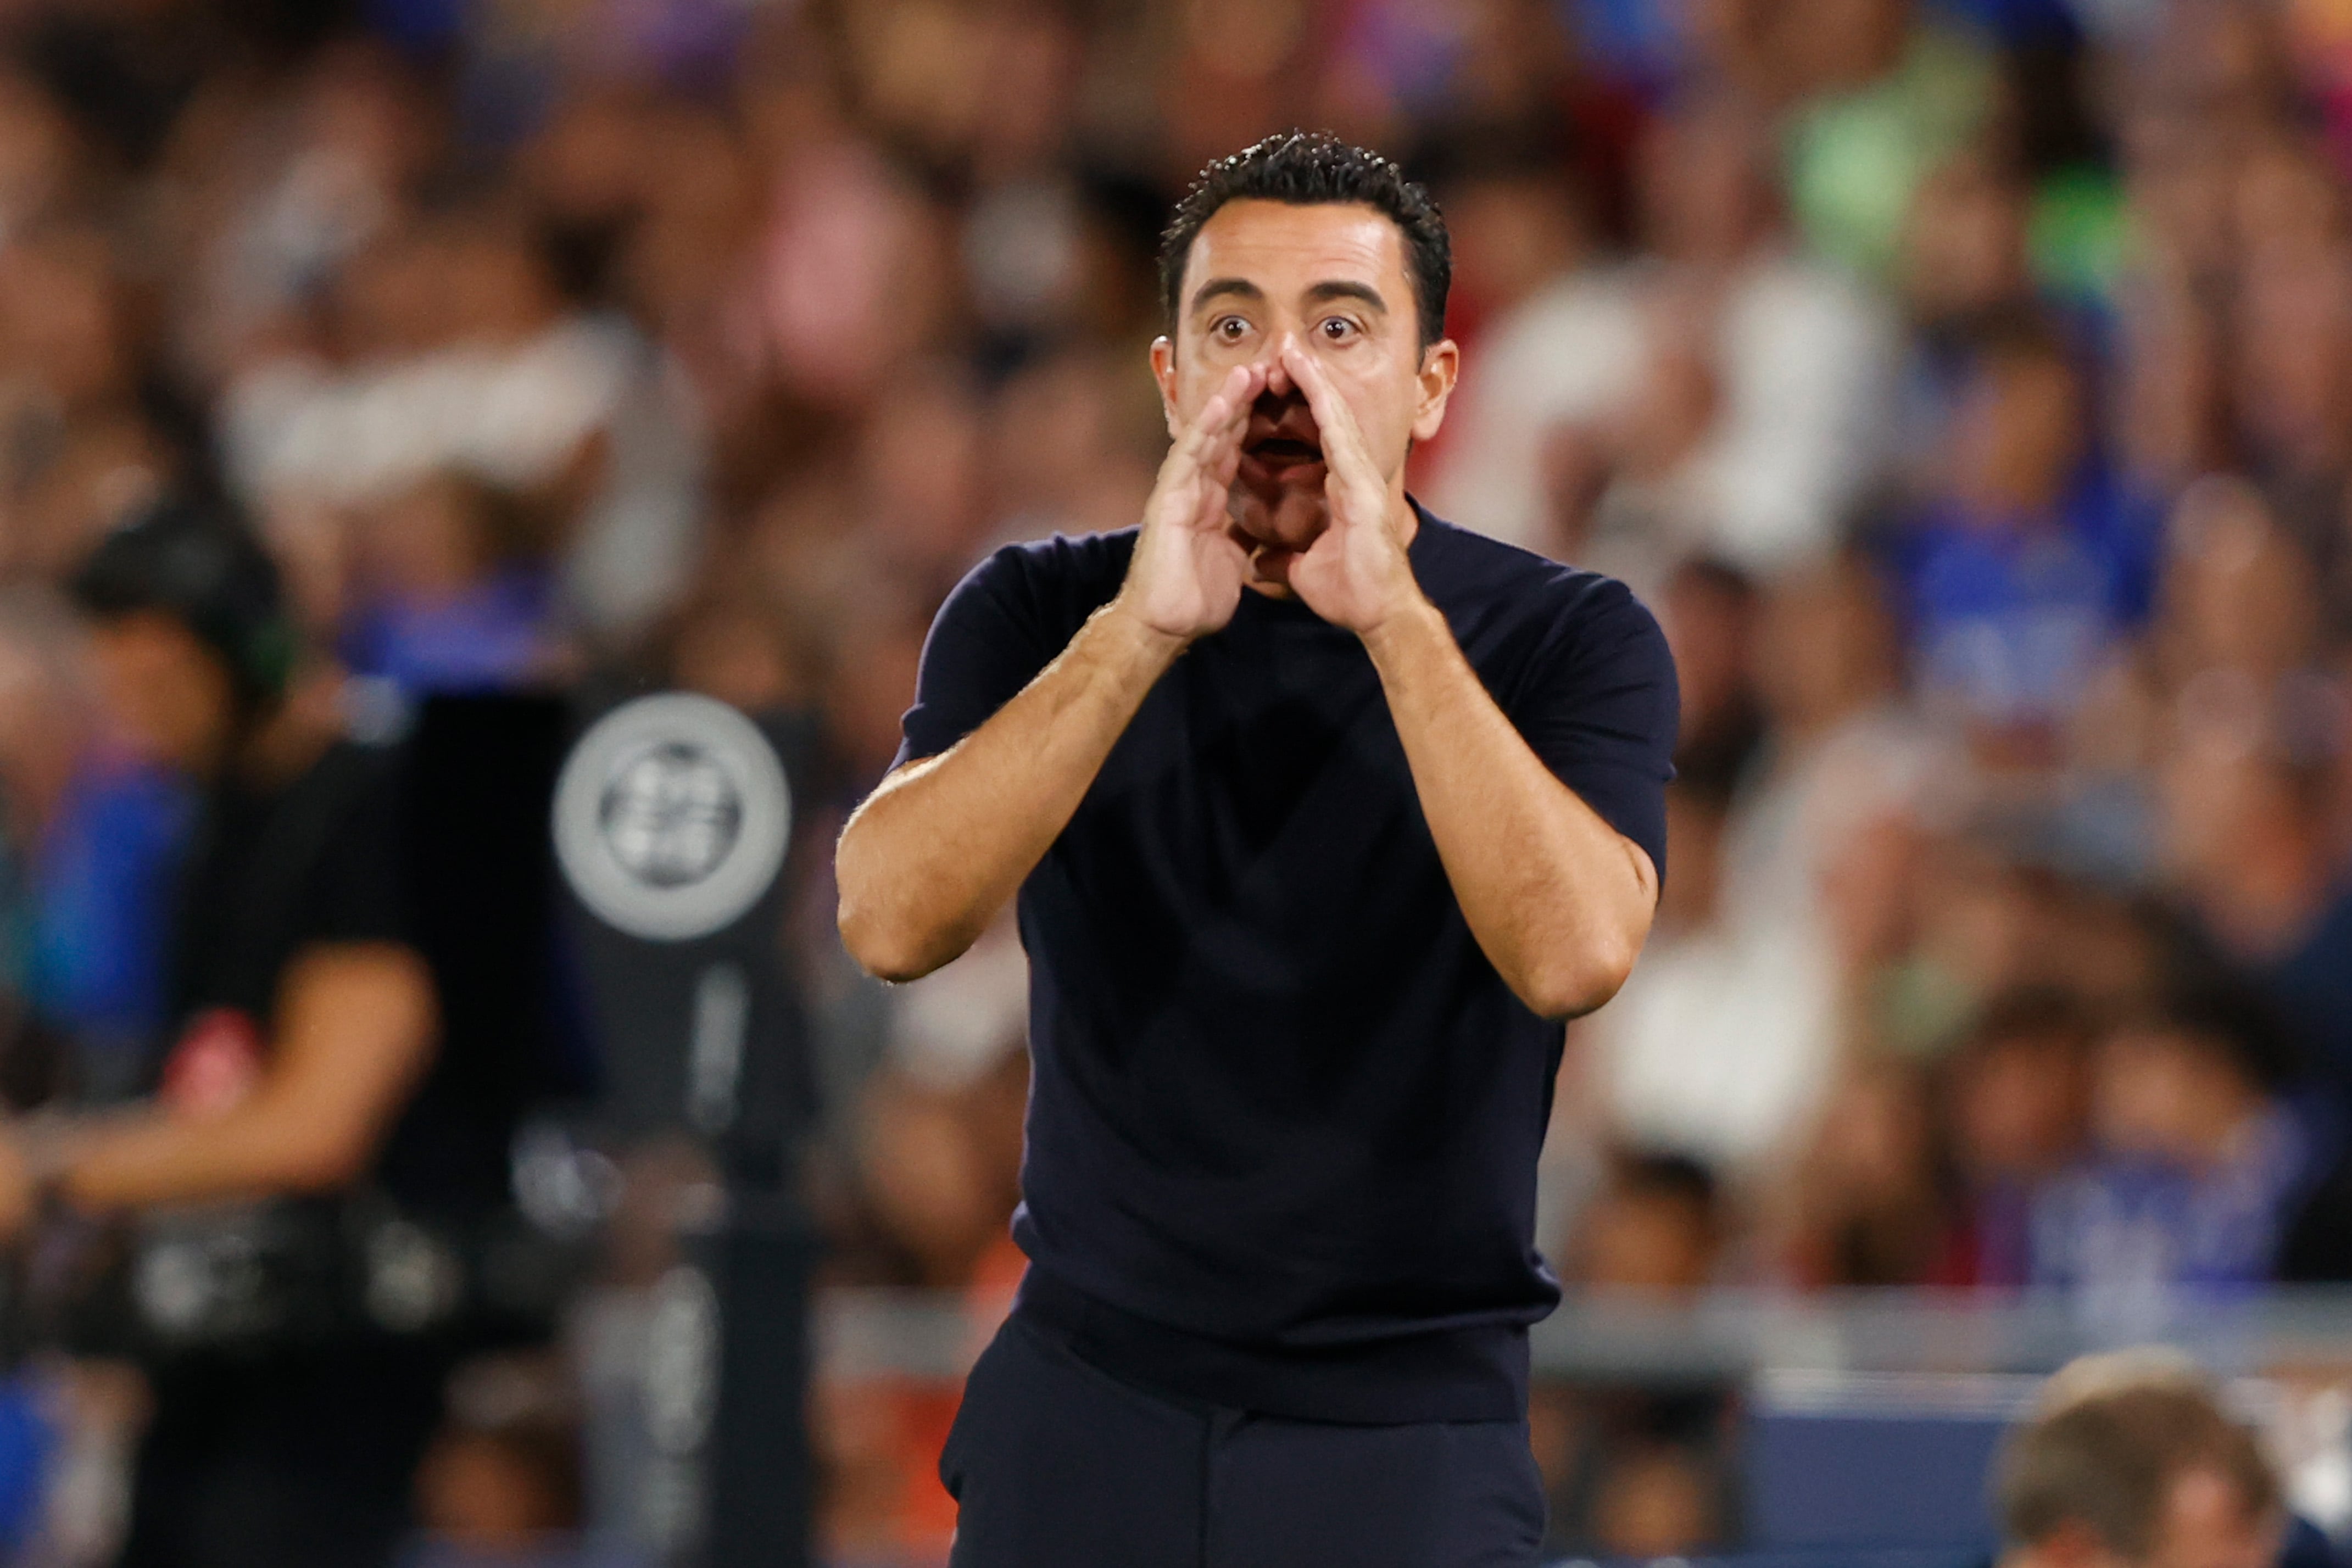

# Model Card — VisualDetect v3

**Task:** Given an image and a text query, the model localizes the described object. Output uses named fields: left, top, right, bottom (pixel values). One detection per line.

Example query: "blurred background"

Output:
left=0, top=0, right=2347, bottom=1563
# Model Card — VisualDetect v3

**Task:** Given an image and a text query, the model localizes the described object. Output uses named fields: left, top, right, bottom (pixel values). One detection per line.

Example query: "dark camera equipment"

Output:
left=23, top=684, right=820, bottom=1564
left=549, top=689, right=821, bottom=1568
left=22, top=691, right=585, bottom=1366
left=46, top=496, right=821, bottom=1563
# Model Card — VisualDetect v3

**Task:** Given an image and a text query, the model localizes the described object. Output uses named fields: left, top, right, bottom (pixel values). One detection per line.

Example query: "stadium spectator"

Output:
left=1777, top=0, right=1998, bottom=280
left=2153, top=661, right=2352, bottom=1093
left=1594, top=549, right=1930, bottom=1175
left=1655, top=556, right=1765, bottom=794
left=1570, top=1150, right=1725, bottom=1297
left=1782, top=1054, right=1948, bottom=1286
left=2028, top=983, right=2325, bottom=1292
left=1995, top=1350, right=2285, bottom=1568
left=1, top=0, right=2352, bottom=1554
left=1432, top=94, right=1897, bottom=582
left=1936, top=986, right=2099, bottom=1286
left=1889, top=319, right=2152, bottom=755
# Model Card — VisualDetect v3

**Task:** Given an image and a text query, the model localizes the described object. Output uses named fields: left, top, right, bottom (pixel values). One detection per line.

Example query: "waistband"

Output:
left=1012, top=1265, right=1530, bottom=1425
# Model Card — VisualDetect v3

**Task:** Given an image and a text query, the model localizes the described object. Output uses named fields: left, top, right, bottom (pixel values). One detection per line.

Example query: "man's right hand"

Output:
left=839, top=361, right=1269, bottom=981
left=1116, top=362, right=1266, bottom=643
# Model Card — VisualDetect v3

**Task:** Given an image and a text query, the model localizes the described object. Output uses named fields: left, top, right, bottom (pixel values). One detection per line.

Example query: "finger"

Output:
left=1192, top=364, right=1263, bottom=477
left=1156, top=366, right=1262, bottom=531
left=1221, top=361, right=1267, bottom=444
left=1185, top=362, right=1259, bottom=448
left=1280, top=342, right=1364, bottom=458
left=1164, top=367, right=1250, bottom=490
left=1157, top=365, right=1252, bottom=490
left=1279, top=342, right=1375, bottom=475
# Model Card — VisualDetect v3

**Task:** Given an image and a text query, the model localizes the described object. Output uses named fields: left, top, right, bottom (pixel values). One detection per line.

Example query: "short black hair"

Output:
left=69, top=496, right=295, bottom=710
left=1159, top=131, right=1451, bottom=351
left=2145, top=974, right=2304, bottom=1092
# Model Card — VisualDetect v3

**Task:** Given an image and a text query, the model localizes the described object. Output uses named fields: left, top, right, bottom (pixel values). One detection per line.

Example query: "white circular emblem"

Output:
left=554, top=693, right=792, bottom=941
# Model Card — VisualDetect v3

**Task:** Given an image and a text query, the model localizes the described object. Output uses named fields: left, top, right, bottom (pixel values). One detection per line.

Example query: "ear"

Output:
left=1151, top=336, right=1180, bottom=439
left=1411, top=337, right=1460, bottom=444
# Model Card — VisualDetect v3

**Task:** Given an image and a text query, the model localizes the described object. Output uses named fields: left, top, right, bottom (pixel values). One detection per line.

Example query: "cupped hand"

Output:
left=1116, top=362, right=1265, bottom=643
left=1278, top=342, right=1425, bottom=636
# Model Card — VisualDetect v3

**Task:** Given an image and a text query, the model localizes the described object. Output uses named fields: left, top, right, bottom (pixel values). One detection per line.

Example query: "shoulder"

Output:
left=1417, top=514, right=1676, bottom=727
left=946, top=528, right=1135, bottom=623
left=973, top=528, right=1136, bottom=587
left=1418, top=512, right=1659, bottom=639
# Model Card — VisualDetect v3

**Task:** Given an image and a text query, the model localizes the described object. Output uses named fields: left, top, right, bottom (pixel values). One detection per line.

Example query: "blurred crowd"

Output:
left=0, top=0, right=2344, bottom=1561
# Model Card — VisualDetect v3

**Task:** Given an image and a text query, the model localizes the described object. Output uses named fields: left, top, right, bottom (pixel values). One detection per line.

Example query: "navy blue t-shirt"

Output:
left=893, top=505, right=1677, bottom=1422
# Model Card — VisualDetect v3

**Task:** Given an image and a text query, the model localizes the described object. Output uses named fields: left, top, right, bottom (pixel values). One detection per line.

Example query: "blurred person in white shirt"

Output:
left=1429, top=97, right=1898, bottom=588
left=1591, top=551, right=1935, bottom=1175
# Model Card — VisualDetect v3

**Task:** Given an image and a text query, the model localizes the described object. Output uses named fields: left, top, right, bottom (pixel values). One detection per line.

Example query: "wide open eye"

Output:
left=1319, top=315, right=1359, bottom=342
left=1213, top=315, right=1250, bottom=343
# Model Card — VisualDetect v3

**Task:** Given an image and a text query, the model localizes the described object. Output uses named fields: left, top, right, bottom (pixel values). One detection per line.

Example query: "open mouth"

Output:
left=1245, top=434, right=1324, bottom=469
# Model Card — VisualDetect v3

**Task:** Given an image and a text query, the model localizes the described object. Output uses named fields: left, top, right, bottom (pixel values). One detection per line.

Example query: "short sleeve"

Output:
left=301, top=749, right=411, bottom=948
left=893, top=545, right=1067, bottom=770
left=1509, top=578, right=1679, bottom=882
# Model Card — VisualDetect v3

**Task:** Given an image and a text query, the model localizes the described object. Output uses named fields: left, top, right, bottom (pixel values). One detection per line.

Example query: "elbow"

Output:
left=836, top=891, right=954, bottom=984
left=837, top=799, right=983, bottom=983
left=838, top=913, right=933, bottom=985
left=835, top=817, right=911, bottom=981
left=1518, top=935, right=1640, bottom=1021
left=276, top=1128, right=374, bottom=1194
left=835, top=839, right=910, bottom=980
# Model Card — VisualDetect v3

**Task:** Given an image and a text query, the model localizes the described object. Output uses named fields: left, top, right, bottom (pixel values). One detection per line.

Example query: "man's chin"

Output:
left=1228, top=492, right=1329, bottom=557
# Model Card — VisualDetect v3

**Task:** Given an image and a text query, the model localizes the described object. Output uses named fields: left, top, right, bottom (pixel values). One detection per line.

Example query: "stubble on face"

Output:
left=1162, top=200, right=1432, bottom=568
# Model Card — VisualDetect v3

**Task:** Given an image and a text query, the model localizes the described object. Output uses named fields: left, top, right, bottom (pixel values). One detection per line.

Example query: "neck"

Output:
left=220, top=674, right=341, bottom=790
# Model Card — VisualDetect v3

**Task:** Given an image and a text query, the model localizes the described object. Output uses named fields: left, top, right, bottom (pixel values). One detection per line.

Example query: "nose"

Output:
left=1259, top=333, right=1298, bottom=396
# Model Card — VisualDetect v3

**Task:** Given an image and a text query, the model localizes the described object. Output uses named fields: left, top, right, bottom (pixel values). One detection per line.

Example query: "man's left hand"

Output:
left=1279, top=341, right=1427, bottom=635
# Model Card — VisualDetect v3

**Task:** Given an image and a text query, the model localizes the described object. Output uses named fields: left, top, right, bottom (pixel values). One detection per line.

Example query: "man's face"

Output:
left=86, top=611, right=236, bottom=777
left=1153, top=199, right=1456, bottom=556
left=1956, top=1034, right=2088, bottom=1180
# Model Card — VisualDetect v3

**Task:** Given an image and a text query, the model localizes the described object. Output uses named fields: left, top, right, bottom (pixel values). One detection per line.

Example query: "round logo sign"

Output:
left=553, top=693, right=792, bottom=941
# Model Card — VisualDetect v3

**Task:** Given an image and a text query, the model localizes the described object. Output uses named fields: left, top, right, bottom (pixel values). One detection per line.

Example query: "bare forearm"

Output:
left=1363, top=599, right=1657, bottom=1017
left=32, top=946, right=435, bottom=1212
left=837, top=602, right=1185, bottom=980
left=40, top=1102, right=366, bottom=1211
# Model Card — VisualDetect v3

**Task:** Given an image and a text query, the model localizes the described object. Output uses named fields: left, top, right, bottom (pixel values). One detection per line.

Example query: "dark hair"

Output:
left=2129, top=970, right=2306, bottom=1093
left=1613, top=1149, right=1719, bottom=1218
left=1997, top=1355, right=2279, bottom=1557
left=1159, top=131, right=1451, bottom=351
left=1965, top=985, right=2100, bottom=1056
left=68, top=496, right=295, bottom=710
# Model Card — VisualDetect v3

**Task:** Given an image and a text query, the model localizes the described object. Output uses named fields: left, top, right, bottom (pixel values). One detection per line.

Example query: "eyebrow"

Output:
left=1185, top=277, right=1392, bottom=316
left=1188, top=277, right=1264, bottom=315
left=1304, top=280, right=1388, bottom=314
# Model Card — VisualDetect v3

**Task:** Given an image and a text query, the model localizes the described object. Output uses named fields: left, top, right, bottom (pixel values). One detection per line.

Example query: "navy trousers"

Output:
left=941, top=1312, right=1547, bottom=1568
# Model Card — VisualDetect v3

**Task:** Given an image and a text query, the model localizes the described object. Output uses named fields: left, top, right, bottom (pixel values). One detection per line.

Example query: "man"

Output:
left=835, top=132, right=1678, bottom=1564
left=1995, top=1351, right=2287, bottom=1568
left=9, top=500, right=456, bottom=1566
